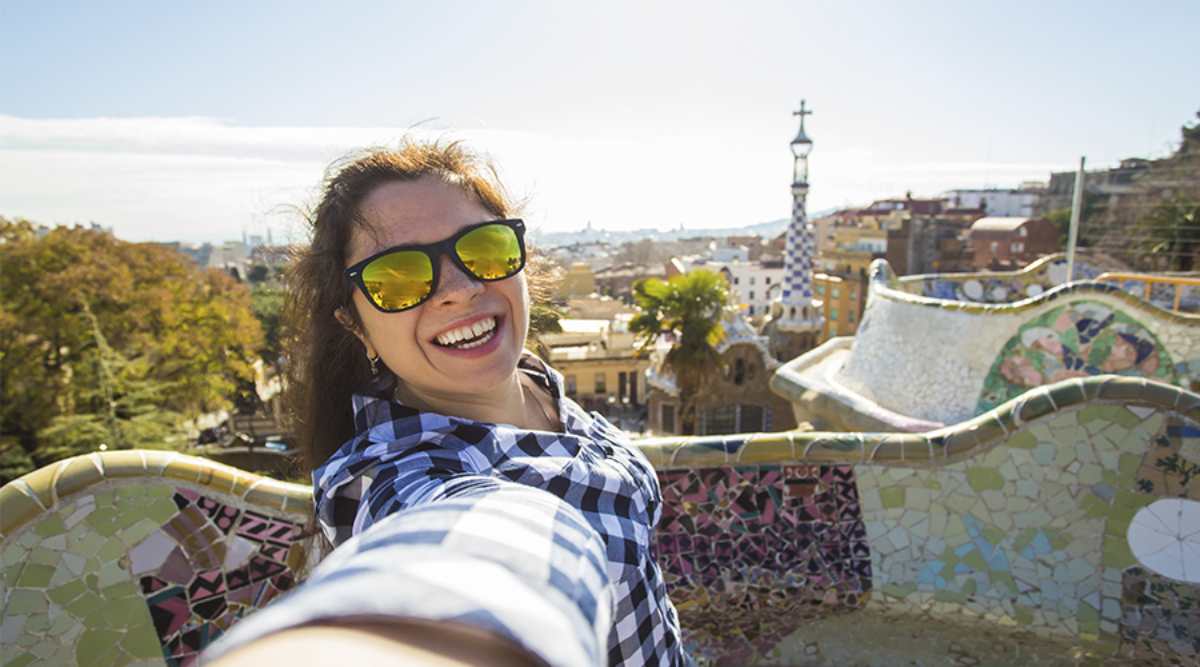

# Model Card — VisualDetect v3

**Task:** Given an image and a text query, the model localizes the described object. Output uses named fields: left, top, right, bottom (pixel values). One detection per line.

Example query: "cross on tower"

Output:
left=792, top=100, right=813, bottom=130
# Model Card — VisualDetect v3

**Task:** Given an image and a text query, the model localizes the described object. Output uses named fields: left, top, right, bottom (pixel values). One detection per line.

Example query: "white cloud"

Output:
left=0, top=116, right=1074, bottom=244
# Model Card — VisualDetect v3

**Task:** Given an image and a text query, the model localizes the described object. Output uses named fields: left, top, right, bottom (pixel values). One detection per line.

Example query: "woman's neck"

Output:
left=393, top=371, right=558, bottom=431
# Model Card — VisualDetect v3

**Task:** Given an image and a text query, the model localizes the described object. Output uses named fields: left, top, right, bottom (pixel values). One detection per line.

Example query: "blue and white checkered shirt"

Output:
left=208, top=356, right=687, bottom=666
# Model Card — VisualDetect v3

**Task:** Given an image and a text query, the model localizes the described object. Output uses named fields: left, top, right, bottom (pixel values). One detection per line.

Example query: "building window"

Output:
left=990, top=241, right=999, bottom=252
left=739, top=405, right=765, bottom=432
left=749, top=290, right=755, bottom=300
left=1012, top=242, right=1024, bottom=253
left=565, top=374, right=577, bottom=395
left=747, top=305, right=755, bottom=315
left=594, top=373, right=606, bottom=394
left=831, top=308, right=839, bottom=320
left=661, top=404, right=676, bottom=433
left=850, top=310, right=857, bottom=323
left=734, top=277, right=740, bottom=285
left=1019, top=227, right=1028, bottom=237
left=750, top=276, right=756, bottom=285
left=832, top=288, right=840, bottom=298
left=765, top=276, right=771, bottom=284
left=814, top=284, right=824, bottom=295
left=700, top=405, right=737, bottom=435
left=733, top=358, right=746, bottom=385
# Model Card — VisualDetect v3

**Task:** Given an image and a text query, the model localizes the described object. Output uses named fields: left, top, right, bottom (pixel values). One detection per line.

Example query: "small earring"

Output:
left=368, top=354, right=381, bottom=376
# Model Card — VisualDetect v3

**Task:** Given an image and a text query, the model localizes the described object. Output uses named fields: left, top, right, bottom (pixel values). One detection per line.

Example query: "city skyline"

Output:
left=2, top=1, right=1197, bottom=243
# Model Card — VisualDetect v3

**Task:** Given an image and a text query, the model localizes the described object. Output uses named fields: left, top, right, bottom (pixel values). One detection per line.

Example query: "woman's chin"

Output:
left=427, top=322, right=522, bottom=382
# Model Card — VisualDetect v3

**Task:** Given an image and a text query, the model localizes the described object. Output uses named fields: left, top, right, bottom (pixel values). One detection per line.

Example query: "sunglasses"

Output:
left=345, top=219, right=527, bottom=312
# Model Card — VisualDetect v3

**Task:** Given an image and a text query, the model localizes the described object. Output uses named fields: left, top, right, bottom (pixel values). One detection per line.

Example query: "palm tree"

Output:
left=630, top=270, right=728, bottom=435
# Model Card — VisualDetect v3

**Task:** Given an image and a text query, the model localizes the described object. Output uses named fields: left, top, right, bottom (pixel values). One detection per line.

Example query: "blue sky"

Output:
left=2, top=1, right=1197, bottom=242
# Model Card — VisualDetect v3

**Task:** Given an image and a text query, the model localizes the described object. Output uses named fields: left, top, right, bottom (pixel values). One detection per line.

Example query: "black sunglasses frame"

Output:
left=344, top=218, right=527, bottom=313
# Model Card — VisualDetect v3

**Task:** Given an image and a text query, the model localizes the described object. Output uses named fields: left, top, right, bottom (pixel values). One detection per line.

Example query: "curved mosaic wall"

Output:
left=3, top=377, right=1200, bottom=665
left=893, top=253, right=1108, bottom=305
left=977, top=300, right=1178, bottom=414
left=804, top=259, right=1200, bottom=429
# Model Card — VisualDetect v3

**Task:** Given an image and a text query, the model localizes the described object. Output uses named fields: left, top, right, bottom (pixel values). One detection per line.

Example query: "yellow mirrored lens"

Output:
left=456, top=224, right=522, bottom=280
left=361, top=250, right=433, bottom=310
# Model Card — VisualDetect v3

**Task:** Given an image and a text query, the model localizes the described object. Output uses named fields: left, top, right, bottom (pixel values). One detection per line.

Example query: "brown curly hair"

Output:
left=284, top=139, right=517, bottom=475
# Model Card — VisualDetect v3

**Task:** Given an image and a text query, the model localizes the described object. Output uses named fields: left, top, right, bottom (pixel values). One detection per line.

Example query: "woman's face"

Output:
left=345, top=176, right=529, bottom=398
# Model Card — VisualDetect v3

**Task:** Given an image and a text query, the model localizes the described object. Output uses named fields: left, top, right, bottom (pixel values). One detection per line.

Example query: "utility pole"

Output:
left=1066, top=156, right=1086, bottom=282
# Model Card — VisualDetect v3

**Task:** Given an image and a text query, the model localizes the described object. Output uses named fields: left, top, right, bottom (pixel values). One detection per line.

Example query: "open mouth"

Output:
left=432, top=315, right=500, bottom=350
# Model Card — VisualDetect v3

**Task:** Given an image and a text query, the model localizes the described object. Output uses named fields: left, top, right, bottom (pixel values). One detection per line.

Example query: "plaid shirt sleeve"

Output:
left=202, top=476, right=614, bottom=667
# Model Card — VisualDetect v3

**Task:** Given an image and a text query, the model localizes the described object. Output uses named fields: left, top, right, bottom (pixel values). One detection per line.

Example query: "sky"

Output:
left=1, top=1, right=1197, bottom=244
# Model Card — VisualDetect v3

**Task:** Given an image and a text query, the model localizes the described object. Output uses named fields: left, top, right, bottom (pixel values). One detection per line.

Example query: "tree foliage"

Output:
left=629, top=270, right=728, bottom=435
left=0, top=219, right=264, bottom=482
left=251, top=285, right=286, bottom=366
left=1087, top=111, right=1200, bottom=271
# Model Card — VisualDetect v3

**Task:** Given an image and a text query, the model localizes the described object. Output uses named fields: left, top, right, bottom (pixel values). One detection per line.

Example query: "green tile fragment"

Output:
left=28, top=547, right=61, bottom=567
left=1081, top=494, right=1110, bottom=519
left=1008, top=429, right=1036, bottom=451
left=992, top=571, right=1017, bottom=594
left=16, top=563, right=55, bottom=588
left=120, top=625, right=165, bottom=659
left=1118, top=453, right=1141, bottom=478
left=24, top=613, right=51, bottom=634
left=144, top=498, right=180, bottom=523
left=880, top=487, right=906, bottom=509
left=76, top=628, right=123, bottom=666
left=85, top=507, right=122, bottom=536
left=48, top=579, right=87, bottom=605
left=3, top=653, right=37, bottom=667
left=108, top=595, right=151, bottom=628
left=966, top=467, right=1005, bottom=492
left=5, top=589, right=48, bottom=615
left=1013, top=527, right=1038, bottom=553
left=962, top=549, right=987, bottom=571
left=97, top=537, right=126, bottom=562
left=64, top=590, right=103, bottom=618
left=881, top=582, right=917, bottom=598
left=1102, top=534, right=1136, bottom=569
left=4, top=561, right=24, bottom=589
left=1078, top=600, right=1101, bottom=634
left=933, top=589, right=969, bottom=603
left=115, top=485, right=143, bottom=502
left=1014, top=605, right=1034, bottom=626
left=1107, top=406, right=1142, bottom=428
left=1045, top=528, right=1070, bottom=551
left=981, top=525, right=1005, bottom=546
left=33, top=515, right=66, bottom=538
left=1077, top=405, right=1110, bottom=426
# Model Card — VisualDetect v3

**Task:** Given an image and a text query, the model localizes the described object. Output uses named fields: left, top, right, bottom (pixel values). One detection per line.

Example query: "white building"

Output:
left=708, top=241, right=750, bottom=263
left=720, top=260, right=786, bottom=317
left=944, top=188, right=1042, bottom=217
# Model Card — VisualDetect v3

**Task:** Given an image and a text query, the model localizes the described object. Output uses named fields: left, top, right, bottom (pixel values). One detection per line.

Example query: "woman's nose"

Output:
left=432, top=254, right=484, bottom=305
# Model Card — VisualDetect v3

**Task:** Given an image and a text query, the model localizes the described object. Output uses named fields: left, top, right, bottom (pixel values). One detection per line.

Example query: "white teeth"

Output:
left=435, top=317, right=496, bottom=347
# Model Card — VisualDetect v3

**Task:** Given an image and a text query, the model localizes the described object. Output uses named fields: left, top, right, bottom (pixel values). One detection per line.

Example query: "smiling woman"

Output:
left=202, top=140, right=689, bottom=667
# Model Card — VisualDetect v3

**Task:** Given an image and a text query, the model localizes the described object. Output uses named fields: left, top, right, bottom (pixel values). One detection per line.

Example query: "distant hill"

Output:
left=532, top=210, right=835, bottom=248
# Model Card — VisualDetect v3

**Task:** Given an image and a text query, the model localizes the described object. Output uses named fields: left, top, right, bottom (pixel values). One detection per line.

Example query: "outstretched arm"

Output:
left=204, top=480, right=614, bottom=667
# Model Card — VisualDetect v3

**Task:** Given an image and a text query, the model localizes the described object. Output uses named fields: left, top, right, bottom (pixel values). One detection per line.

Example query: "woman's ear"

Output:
left=335, top=307, right=378, bottom=359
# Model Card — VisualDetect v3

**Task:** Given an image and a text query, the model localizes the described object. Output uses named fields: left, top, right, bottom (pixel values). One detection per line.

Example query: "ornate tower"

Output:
left=778, top=100, right=822, bottom=333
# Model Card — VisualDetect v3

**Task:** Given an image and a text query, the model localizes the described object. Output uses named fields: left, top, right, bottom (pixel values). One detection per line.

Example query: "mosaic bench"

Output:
left=889, top=252, right=1109, bottom=305
left=775, top=258, right=1200, bottom=432
left=2, top=376, right=1199, bottom=665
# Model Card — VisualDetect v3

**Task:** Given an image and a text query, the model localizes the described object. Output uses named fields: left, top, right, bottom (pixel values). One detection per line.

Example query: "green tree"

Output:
left=0, top=219, right=263, bottom=482
left=526, top=300, right=565, bottom=362
left=251, top=285, right=286, bottom=366
left=629, top=270, right=728, bottom=435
